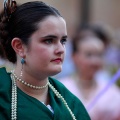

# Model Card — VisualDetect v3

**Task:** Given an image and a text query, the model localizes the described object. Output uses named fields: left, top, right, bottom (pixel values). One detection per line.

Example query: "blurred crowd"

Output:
left=56, top=24, right=120, bottom=120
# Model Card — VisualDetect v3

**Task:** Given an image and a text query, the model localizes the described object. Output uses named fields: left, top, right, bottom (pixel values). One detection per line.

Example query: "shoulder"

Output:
left=0, top=67, right=9, bottom=79
left=97, top=80, right=120, bottom=98
left=49, top=77, right=75, bottom=99
left=0, top=67, right=11, bottom=88
left=49, top=77, right=91, bottom=120
left=0, top=67, right=7, bottom=73
left=0, top=67, right=10, bottom=78
left=96, top=80, right=120, bottom=110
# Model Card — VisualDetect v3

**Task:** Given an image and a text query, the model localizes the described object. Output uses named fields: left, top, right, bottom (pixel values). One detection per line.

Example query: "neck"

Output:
left=13, top=66, right=49, bottom=104
left=74, top=72, right=98, bottom=100
left=76, top=72, right=97, bottom=89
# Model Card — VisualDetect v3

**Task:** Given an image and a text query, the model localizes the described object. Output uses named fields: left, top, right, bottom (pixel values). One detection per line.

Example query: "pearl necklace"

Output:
left=11, top=74, right=17, bottom=120
left=11, top=70, right=49, bottom=89
left=48, top=82, right=76, bottom=120
left=10, top=72, right=77, bottom=120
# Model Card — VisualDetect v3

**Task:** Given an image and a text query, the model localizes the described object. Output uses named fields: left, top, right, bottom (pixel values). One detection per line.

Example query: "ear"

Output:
left=11, top=38, right=26, bottom=58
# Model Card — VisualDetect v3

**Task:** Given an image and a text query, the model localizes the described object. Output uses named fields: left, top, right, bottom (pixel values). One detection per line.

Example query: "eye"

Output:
left=97, top=53, right=104, bottom=58
left=85, top=52, right=93, bottom=58
left=44, top=39, right=53, bottom=44
left=61, top=39, right=67, bottom=45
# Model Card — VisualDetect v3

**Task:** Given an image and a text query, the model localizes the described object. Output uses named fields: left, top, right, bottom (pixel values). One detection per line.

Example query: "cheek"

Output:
left=77, top=56, right=93, bottom=72
left=27, top=46, right=52, bottom=63
left=79, top=56, right=90, bottom=66
left=74, top=55, right=87, bottom=69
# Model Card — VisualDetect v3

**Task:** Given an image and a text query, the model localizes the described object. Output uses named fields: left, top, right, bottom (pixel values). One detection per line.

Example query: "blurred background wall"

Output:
left=0, top=0, right=120, bottom=37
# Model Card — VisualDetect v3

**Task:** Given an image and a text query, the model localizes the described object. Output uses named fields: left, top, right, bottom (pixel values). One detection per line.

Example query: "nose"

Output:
left=55, top=42, right=65, bottom=55
left=91, top=56, right=102, bottom=66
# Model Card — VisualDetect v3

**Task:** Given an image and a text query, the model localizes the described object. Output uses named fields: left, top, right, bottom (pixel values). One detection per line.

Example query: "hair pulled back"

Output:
left=0, top=1, right=61, bottom=63
left=72, top=24, right=110, bottom=54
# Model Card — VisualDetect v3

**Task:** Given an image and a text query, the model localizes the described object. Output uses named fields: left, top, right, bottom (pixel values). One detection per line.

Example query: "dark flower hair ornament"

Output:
left=4, top=0, right=17, bottom=20
left=0, top=0, right=17, bottom=60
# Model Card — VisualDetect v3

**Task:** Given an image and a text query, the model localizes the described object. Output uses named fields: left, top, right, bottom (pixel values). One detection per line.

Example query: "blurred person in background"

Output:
left=60, top=25, right=120, bottom=120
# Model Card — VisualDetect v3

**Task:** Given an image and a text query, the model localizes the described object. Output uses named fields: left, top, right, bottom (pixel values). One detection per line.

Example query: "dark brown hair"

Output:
left=0, top=1, right=61, bottom=63
left=72, top=24, right=110, bottom=54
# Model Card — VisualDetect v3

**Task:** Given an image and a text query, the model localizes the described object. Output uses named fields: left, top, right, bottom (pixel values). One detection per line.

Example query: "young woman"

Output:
left=60, top=25, right=120, bottom=120
left=0, top=0, right=90, bottom=120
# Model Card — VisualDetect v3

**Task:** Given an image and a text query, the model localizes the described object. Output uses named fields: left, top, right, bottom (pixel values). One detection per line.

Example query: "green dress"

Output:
left=0, top=67, right=91, bottom=120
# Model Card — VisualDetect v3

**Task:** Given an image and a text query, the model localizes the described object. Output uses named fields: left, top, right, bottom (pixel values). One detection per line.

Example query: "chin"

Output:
left=88, top=72, right=96, bottom=78
left=49, top=67, right=62, bottom=76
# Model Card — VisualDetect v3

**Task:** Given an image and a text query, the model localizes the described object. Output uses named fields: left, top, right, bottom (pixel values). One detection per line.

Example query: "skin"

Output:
left=72, top=36, right=105, bottom=87
left=11, top=15, right=67, bottom=104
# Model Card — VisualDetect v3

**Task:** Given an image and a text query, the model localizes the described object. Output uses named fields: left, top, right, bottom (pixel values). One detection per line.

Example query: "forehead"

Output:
left=78, top=37, right=105, bottom=51
left=35, top=15, right=67, bottom=37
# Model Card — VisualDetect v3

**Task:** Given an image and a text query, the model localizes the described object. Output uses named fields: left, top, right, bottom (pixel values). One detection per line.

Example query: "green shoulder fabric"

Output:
left=0, top=67, right=91, bottom=120
left=49, top=77, right=91, bottom=120
left=0, top=67, right=11, bottom=119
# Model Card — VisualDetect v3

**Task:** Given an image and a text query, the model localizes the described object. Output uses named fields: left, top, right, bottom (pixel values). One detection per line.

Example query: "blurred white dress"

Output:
left=60, top=74, right=120, bottom=120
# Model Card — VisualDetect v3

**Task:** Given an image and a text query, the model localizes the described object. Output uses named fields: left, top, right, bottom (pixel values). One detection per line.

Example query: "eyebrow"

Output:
left=41, top=35, right=68, bottom=39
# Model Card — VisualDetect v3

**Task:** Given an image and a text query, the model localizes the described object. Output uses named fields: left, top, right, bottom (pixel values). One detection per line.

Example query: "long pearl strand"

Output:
left=10, top=72, right=77, bottom=120
left=11, top=74, right=17, bottom=120
left=48, top=82, right=76, bottom=120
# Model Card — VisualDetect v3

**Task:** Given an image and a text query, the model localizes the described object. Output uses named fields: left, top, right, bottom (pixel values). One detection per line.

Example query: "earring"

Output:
left=20, top=58, right=25, bottom=77
left=21, top=58, right=25, bottom=64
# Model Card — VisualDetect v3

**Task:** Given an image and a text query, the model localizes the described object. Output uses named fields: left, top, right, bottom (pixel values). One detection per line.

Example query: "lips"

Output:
left=51, top=58, right=62, bottom=63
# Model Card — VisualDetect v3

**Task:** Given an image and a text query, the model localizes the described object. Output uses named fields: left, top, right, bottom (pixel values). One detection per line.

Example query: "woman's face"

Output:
left=23, top=16, right=67, bottom=78
left=73, top=36, right=105, bottom=77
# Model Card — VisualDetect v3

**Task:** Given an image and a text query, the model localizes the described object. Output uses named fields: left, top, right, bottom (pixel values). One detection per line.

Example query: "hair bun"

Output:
left=4, top=0, right=17, bottom=19
left=0, top=21, right=7, bottom=30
